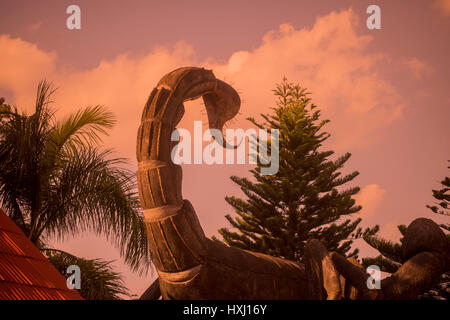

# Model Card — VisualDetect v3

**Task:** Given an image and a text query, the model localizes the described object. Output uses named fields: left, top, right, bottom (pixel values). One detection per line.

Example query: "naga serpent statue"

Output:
left=136, top=67, right=450, bottom=300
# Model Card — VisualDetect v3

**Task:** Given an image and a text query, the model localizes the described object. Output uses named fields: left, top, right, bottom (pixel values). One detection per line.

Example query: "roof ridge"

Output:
left=0, top=279, right=79, bottom=294
left=0, top=226, right=24, bottom=235
left=0, top=250, right=50, bottom=262
left=0, top=208, right=83, bottom=300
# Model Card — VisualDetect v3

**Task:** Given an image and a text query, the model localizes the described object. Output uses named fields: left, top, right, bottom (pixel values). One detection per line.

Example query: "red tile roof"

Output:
left=0, top=208, right=83, bottom=300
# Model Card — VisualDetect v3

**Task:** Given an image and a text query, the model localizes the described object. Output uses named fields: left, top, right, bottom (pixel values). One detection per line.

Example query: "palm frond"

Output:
left=44, top=248, right=131, bottom=300
left=0, top=81, right=151, bottom=276
left=38, top=148, right=150, bottom=274
left=48, top=105, right=115, bottom=157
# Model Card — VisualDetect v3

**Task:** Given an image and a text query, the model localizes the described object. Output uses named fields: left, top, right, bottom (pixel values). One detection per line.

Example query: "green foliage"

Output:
left=215, top=78, right=377, bottom=262
left=363, top=232, right=405, bottom=265
left=45, top=249, right=133, bottom=300
left=362, top=225, right=405, bottom=274
left=427, top=161, right=449, bottom=231
left=0, top=97, right=12, bottom=121
left=363, top=226, right=450, bottom=300
left=362, top=255, right=401, bottom=274
left=363, top=163, right=450, bottom=300
left=0, top=81, right=151, bottom=298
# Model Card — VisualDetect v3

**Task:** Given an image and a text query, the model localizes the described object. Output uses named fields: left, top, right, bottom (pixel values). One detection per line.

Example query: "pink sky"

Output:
left=0, top=0, right=449, bottom=297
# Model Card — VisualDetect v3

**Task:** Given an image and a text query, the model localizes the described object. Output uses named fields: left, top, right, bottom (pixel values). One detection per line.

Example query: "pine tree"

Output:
left=427, top=161, right=449, bottom=231
left=362, top=225, right=406, bottom=274
left=362, top=162, right=450, bottom=300
left=215, top=78, right=376, bottom=262
left=362, top=226, right=449, bottom=300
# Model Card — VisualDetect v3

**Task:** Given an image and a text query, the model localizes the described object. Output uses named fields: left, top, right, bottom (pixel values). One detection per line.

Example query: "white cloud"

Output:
left=354, top=184, right=387, bottom=219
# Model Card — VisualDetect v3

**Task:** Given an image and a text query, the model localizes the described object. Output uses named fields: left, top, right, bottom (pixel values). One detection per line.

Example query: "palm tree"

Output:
left=46, top=249, right=133, bottom=300
left=0, top=81, right=150, bottom=299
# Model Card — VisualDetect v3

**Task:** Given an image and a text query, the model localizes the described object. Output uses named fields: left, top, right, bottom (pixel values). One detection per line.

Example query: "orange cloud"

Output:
left=354, top=184, right=387, bottom=219
left=29, top=22, right=42, bottom=32
left=434, top=0, right=450, bottom=16
left=51, top=42, right=198, bottom=162
left=0, top=35, right=55, bottom=110
left=0, top=9, right=417, bottom=161
left=209, top=9, right=405, bottom=151
left=401, top=57, right=433, bottom=79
